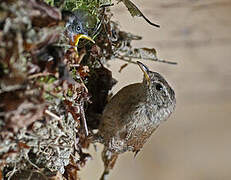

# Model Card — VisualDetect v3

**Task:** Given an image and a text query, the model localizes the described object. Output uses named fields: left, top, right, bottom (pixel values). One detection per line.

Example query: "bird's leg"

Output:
left=100, top=147, right=118, bottom=180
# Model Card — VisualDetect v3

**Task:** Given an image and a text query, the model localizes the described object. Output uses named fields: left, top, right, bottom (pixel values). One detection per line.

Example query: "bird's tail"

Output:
left=100, top=147, right=118, bottom=180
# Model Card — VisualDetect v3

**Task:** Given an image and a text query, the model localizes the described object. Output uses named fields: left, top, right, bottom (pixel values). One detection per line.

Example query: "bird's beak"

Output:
left=137, top=61, right=151, bottom=86
left=71, top=34, right=95, bottom=53
left=72, top=34, right=95, bottom=46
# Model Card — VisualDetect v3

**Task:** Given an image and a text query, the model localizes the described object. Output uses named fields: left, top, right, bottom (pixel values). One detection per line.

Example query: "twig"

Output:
left=45, top=110, right=61, bottom=120
left=80, top=102, right=89, bottom=137
left=116, top=55, right=178, bottom=65
left=28, top=72, right=54, bottom=79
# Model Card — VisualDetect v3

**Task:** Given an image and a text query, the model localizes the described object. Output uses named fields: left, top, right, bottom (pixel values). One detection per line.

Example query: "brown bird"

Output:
left=97, top=61, right=176, bottom=180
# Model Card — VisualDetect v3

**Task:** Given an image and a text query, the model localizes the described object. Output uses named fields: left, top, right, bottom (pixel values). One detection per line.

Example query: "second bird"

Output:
left=98, top=61, right=176, bottom=180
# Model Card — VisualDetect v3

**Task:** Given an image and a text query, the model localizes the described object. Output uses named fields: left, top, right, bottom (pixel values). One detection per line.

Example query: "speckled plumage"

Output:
left=98, top=62, right=176, bottom=180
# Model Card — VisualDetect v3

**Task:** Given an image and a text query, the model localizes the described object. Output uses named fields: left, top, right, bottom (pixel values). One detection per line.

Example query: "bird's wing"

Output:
left=99, top=83, right=144, bottom=137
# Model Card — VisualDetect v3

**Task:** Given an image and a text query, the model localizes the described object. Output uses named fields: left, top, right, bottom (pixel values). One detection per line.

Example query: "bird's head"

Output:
left=137, top=61, right=176, bottom=111
left=63, top=9, right=96, bottom=51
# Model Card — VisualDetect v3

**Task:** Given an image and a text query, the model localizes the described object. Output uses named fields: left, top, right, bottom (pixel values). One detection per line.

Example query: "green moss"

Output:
left=44, top=0, right=112, bottom=15
left=43, top=91, right=54, bottom=101
left=38, top=75, right=57, bottom=84
left=67, top=88, right=73, bottom=97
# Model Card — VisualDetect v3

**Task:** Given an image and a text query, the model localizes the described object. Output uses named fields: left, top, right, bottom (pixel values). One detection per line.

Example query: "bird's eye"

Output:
left=76, top=26, right=81, bottom=31
left=156, top=83, right=163, bottom=91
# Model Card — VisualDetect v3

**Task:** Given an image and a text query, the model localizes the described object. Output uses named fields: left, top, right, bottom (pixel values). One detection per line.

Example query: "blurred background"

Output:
left=80, top=0, right=231, bottom=179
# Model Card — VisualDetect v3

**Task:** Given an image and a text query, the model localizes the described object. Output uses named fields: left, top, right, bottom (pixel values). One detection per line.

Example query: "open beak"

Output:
left=71, top=34, right=95, bottom=54
left=137, top=61, right=151, bottom=86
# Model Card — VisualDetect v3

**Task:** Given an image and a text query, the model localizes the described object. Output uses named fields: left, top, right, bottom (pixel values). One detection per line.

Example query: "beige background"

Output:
left=80, top=0, right=231, bottom=179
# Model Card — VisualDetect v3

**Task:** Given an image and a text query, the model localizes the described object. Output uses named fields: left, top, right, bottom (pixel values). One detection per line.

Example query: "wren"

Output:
left=97, top=61, right=176, bottom=180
